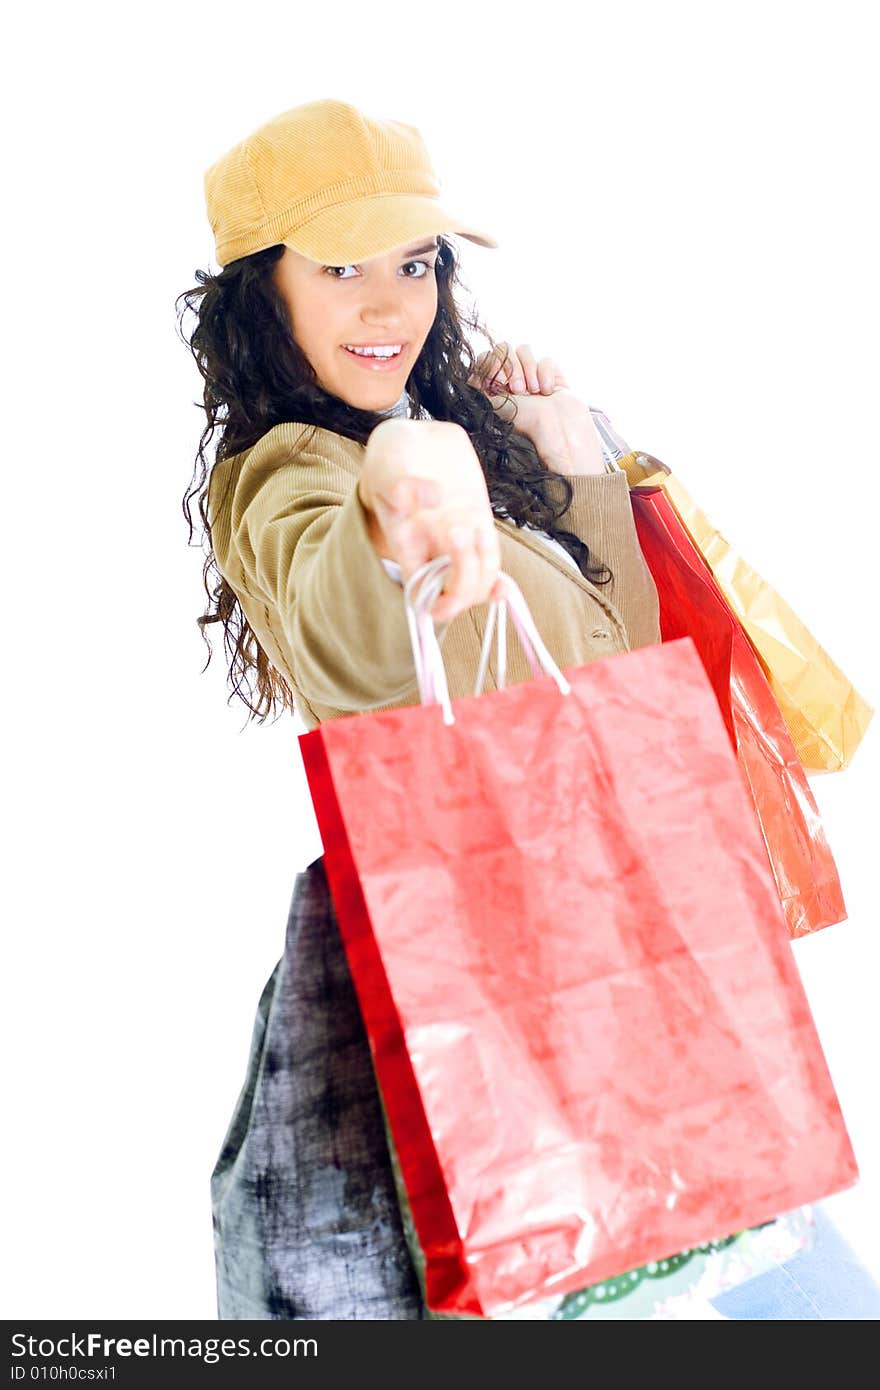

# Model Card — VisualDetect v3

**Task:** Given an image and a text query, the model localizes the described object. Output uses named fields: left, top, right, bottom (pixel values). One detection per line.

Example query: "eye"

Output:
left=322, top=259, right=436, bottom=280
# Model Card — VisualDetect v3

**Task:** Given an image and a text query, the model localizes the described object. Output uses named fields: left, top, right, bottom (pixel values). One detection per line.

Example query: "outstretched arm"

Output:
left=224, top=424, right=453, bottom=712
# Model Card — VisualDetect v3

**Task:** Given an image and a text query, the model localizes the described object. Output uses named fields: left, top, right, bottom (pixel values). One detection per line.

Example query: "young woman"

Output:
left=177, top=99, right=877, bottom=1321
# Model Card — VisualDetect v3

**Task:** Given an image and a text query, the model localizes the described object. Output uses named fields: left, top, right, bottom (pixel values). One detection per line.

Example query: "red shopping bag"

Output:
left=299, top=567, right=858, bottom=1318
left=629, top=485, right=847, bottom=937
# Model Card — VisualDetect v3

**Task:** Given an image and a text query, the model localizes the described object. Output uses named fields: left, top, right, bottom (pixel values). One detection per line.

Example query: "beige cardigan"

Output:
left=207, top=422, right=661, bottom=730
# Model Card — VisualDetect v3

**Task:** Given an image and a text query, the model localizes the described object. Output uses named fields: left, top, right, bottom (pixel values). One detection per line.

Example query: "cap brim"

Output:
left=280, top=193, right=498, bottom=263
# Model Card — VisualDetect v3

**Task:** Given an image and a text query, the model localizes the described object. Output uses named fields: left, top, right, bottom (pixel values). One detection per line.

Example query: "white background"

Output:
left=3, top=0, right=877, bottom=1318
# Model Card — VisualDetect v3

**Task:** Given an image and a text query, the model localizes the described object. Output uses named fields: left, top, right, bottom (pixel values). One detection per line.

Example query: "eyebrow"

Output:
left=323, top=240, right=440, bottom=269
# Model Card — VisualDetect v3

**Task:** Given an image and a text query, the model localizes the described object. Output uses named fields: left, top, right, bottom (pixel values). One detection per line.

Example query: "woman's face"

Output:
left=274, top=236, right=441, bottom=409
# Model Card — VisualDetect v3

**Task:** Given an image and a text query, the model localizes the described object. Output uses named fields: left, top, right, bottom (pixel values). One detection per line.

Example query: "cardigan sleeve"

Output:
left=561, top=467, right=661, bottom=650
left=226, top=427, right=452, bottom=711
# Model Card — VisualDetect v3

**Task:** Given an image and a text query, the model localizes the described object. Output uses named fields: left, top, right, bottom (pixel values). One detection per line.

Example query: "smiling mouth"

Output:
left=341, top=344, right=407, bottom=363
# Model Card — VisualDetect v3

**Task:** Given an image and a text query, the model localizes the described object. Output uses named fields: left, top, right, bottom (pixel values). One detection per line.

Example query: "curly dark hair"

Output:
left=175, top=235, right=612, bottom=723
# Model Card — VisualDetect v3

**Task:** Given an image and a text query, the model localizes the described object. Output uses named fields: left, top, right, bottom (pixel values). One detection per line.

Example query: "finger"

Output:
left=494, top=344, right=519, bottom=394
left=433, top=523, right=479, bottom=622
left=475, top=525, right=502, bottom=605
left=375, top=475, right=417, bottom=517
left=471, top=345, right=513, bottom=394
left=509, top=367, right=527, bottom=395
left=537, top=356, right=564, bottom=394
left=481, top=366, right=510, bottom=395
left=514, top=343, right=540, bottom=394
left=493, top=343, right=524, bottom=394
left=378, top=475, right=437, bottom=518
left=416, top=478, right=442, bottom=508
left=508, top=355, right=527, bottom=394
left=468, top=348, right=498, bottom=389
left=494, top=342, right=514, bottom=374
left=392, top=516, right=431, bottom=585
left=436, top=525, right=472, bottom=619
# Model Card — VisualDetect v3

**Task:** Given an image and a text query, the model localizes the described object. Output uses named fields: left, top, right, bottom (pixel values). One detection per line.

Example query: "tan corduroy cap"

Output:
left=204, top=98, right=499, bottom=268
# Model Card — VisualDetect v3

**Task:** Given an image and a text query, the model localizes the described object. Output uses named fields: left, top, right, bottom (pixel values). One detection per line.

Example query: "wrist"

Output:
left=543, top=406, right=609, bottom=475
left=541, top=450, right=607, bottom=477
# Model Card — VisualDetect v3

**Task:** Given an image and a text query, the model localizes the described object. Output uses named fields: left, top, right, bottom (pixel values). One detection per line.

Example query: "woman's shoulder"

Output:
left=209, top=421, right=364, bottom=524
left=246, top=420, right=365, bottom=472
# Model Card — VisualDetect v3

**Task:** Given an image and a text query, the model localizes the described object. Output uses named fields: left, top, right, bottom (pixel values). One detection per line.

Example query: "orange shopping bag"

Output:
left=628, top=483, right=846, bottom=937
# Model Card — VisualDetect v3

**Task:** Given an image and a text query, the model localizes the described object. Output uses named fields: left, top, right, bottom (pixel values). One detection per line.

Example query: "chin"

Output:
left=361, top=389, right=403, bottom=413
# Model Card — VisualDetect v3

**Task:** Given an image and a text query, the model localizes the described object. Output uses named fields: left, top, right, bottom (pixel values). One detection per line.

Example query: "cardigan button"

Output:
left=591, top=627, right=611, bottom=640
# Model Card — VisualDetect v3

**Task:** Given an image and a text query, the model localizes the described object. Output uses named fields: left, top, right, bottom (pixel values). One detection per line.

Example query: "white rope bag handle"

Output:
left=403, top=556, right=572, bottom=726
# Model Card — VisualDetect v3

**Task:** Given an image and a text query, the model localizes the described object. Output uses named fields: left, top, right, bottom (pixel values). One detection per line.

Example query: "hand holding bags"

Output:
left=299, top=559, right=857, bottom=1318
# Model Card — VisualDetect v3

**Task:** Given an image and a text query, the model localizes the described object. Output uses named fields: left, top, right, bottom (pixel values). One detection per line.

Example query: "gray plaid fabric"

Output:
left=210, top=855, right=426, bottom=1319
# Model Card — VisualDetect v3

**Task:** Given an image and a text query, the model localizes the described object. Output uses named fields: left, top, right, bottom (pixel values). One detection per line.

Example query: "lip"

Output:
left=341, top=342, right=408, bottom=371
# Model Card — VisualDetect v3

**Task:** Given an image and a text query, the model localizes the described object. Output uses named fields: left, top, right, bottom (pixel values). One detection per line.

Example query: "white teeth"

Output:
left=344, top=344, right=402, bottom=358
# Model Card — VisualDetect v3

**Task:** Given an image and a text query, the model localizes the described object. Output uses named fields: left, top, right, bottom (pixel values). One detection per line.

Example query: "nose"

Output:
left=360, top=310, right=404, bottom=334
left=359, top=282, right=405, bottom=329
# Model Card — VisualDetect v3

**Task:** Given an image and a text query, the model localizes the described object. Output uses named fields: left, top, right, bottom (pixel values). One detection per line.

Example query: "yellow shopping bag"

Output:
left=618, top=450, right=874, bottom=773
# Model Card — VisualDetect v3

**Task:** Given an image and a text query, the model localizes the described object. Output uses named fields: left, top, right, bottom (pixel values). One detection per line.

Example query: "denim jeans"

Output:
left=710, top=1205, right=880, bottom=1320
